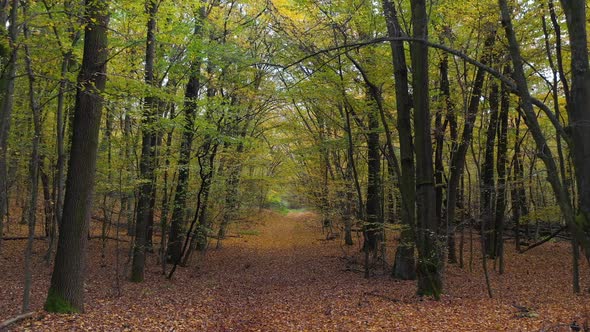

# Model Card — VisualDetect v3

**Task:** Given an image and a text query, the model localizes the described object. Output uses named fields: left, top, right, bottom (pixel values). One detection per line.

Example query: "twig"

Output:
left=88, top=236, right=129, bottom=243
left=2, top=236, right=46, bottom=241
left=0, top=312, right=35, bottom=330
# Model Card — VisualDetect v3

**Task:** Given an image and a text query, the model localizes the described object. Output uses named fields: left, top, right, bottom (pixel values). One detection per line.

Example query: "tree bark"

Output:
left=410, top=0, right=442, bottom=298
left=445, top=27, right=496, bottom=264
left=45, top=0, right=109, bottom=312
left=499, top=0, right=590, bottom=263
left=167, top=10, right=205, bottom=264
left=382, top=0, right=416, bottom=280
left=22, top=9, right=42, bottom=311
left=131, top=0, right=159, bottom=282
left=364, top=99, right=382, bottom=261
left=494, top=65, right=510, bottom=273
left=560, top=0, right=590, bottom=256
left=481, top=82, right=499, bottom=258
left=440, top=48, right=459, bottom=264
left=0, top=0, right=18, bottom=254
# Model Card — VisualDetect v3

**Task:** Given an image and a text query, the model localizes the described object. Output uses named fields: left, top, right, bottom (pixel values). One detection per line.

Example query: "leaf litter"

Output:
left=1, top=210, right=589, bottom=331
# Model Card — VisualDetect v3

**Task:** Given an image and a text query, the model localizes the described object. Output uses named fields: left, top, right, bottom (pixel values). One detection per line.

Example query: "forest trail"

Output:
left=2, top=210, right=590, bottom=331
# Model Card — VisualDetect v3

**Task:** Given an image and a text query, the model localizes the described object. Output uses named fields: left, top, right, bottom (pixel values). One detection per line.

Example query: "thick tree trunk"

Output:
left=382, top=0, right=416, bottom=280
left=364, top=103, right=382, bottom=260
left=410, top=0, right=442, bottom=298
left=45, top=0, right=108, bottom=312
left=560, top=0, right=590, bottom=256
left=0, top=0, right=18, bottom=254
left=131, top=0, right=159, bottom=282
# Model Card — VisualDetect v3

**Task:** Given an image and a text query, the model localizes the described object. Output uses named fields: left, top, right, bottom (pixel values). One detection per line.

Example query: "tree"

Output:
left=382, top=0, right=416, bottom=281
left=131, top=0, right=160, bottom=283
left=0, top=0, right=18, bottom=254
left=45, top=0, right=109, bottom=312
left=560, top=0, right=590, bottom=252
left=167, top=32, right=202, bottom=264
left=410, top=0, right=442, bottom=298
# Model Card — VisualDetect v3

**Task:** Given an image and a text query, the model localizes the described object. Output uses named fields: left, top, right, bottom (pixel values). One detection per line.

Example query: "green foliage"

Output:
left=575, top=212, right=590, bottom=232
left=44, top=288, right=79, bottom=313
left=237, top=229, right=260, bottom=236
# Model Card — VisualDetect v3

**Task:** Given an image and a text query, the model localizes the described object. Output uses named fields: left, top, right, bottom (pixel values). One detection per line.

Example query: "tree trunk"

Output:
left=445, top=27, right=495, bottom=264
left=344, top=55, right=387, bottom=268
left=364, top=101, right=382, bottom=262
left=382, top=0, right=416, bottom=280
left=495, top=66, right=510, bottom=274
left=441, top=50, right=459, bottom=264
left=560, top=0, right=590, bottom=259
left=512, top=114, right=525, bottom=250
left=0, top=0, right=18, bottom=254
left=499, top=0, right=590, bottom=262
left=45, top=0, right=109, bottom=312
left=167, top=12, right=205, bottom=264
left=481, top=82, right=499, bottom=258
left=22, top=12, right=42, bottom=311
left=159, top=101, right=175, bottom=274
left=411, top=0, right=442, bottom=298
left=131, top=0, right=159, bottom=282
left=193, top=136, right=218, bottom=252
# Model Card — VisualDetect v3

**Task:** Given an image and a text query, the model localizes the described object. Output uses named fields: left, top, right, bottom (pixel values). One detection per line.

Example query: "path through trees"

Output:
left=1, top=210, right=590, bottom=330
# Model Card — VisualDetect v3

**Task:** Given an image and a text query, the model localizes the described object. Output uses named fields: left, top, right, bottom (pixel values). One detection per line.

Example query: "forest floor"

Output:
left=1, top=210, right=590, bottom=331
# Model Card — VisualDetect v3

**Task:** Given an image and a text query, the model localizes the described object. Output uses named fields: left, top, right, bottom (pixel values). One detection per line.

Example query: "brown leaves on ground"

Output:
left=1, top=210, right=589, bottom=331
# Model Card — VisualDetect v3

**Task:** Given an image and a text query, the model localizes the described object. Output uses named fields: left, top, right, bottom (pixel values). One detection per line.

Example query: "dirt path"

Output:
left=3, top=210, right=590, bottom=331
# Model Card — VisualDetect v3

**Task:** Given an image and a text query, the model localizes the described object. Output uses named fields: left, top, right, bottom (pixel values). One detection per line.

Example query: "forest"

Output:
left=0, top=0, right=590, bottom=330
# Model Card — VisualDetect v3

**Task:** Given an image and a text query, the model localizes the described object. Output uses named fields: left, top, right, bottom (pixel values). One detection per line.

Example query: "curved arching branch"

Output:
left=271, top=36, right=569, bottom=145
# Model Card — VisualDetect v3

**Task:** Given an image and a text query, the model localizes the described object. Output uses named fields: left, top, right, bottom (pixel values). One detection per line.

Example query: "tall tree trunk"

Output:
left=445, top=27, right=496, bottom=264
left=168, top=137, right=218, bottom=277
left=45, top=0, right=109, bottom=312
left=364, top=101, right=382, bottom=265
left=22, top=12, right=42, bottom=311
left=131, top=0, right=159, bottom=282
left=499, top=0, right=590, bottom=262
left=167, top=12, right=205, bottom=264
left=410, top=0, right=442, bottom=298
left=122, top=112, right=135, bottom=235
left=344, top=55, right=388, bottom=269
left=495, top=65, right=510, bottom=274
left=512, top=114, right=525, bottom=250
left=560, top=0, right=590, bottom=258
left=441, top=50, right=459, bottom=264
left=159, top=102, right=175, bottom=274
left=382, top=0, right=416, bottom=280
left=0, top=0, right=18, bottom=254
left=481, top=82, right=499, bottom=258
left=542, top=5, right=577, bottom=290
